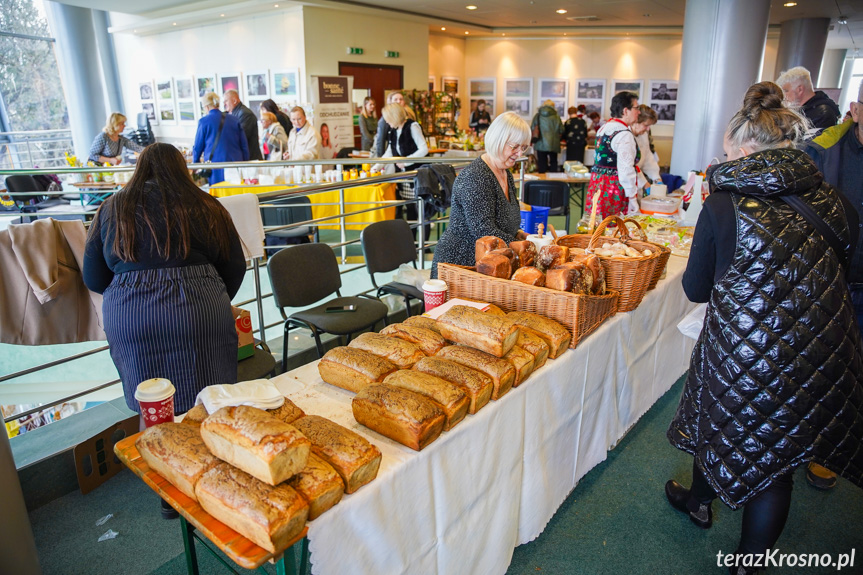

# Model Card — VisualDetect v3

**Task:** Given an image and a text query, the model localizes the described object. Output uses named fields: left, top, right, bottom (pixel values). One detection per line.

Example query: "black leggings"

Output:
left=690, top=459, right=794, bottom=556
left=536, top=151, right=558, bottom=173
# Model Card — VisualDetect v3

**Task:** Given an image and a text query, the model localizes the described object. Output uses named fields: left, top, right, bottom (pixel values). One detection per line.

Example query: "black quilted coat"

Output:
left=668, top=148, right=863, bottom=509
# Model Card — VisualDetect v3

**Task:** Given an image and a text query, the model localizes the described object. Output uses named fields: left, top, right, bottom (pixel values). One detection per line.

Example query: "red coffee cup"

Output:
left=422, top=279, right=448, bottom=312
left=134, top=378, right=176, bottom=427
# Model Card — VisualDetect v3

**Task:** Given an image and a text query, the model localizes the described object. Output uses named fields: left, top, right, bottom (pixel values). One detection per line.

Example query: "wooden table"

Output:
left=115, top=432, right=309, bottom=575
left=69, top=181, right=121, bottom=206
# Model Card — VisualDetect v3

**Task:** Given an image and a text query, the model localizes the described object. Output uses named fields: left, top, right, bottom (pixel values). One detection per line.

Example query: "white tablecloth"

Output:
left=271, top=256, right=697, bottom=575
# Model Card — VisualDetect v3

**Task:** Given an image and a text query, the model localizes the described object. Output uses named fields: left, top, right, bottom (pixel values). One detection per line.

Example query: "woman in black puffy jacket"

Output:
left=666, top=82, right=863, bottom=575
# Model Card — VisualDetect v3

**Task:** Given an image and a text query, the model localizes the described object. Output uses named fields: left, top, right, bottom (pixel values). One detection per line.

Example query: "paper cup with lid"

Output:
left=134, top=378, right=176, bottom=427
left=422, top=279, right=448, bottom=312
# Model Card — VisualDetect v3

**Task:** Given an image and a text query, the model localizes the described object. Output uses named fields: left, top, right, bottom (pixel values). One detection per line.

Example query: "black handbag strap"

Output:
left=208, top=113, right=226, bottom=162
left=781, top=194, right=849, bottom=273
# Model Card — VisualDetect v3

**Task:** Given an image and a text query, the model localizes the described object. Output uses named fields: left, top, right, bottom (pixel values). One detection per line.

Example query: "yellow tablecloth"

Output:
left=209, top=182, right=396, bottom=231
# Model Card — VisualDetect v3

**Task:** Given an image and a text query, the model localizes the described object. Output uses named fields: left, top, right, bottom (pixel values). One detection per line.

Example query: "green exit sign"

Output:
left=385, top=50, right=399, bottom=58
left=346, top=47, right=363, bottom=55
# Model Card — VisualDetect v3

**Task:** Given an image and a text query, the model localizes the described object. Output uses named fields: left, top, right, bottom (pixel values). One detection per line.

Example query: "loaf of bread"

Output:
left=182, top=399, right=304, bottom=427
left=291, top=415, right=382, bottom=493
left=546, top=267, right=576, bottom=292
left=553, top=261, right=592, bottom=294
left=536, top=245, right=570, bottom=272
left=383, top=370, right=469, bottom=431
left=436, top=345, right=516, bottom=400
left=319, top=347, right=398, bottom=393
left=489, top=247, right=519, bottom=272
left=518, top=330, right=550, bottom=370
left=412, top=356, right=493, bottom=414
left=477, top=253, right=511, bottom=279
left=475, top=235, right=506, bottom=264
left=509, top=240, right=537, bottom=267
left=571, top=253, right=606, bottom=295
left=511, top=266, right=546, bottom=287
left=380, top=323, right=447, bottom=356
left=437, top=305, right=519, bottom=357
left=504, top=345, right=536, bottom=387
left=506, top=311, right=572, bottom=359
left=289, top=453, right=344, bottom=520
left=403, top=315, right=442, bottom=333
left=195, top=463, right=308, bottom=553
left=182, top=404, right=209, bottom=426
left=453, top=297, right=507, bottom=316
left=348, top=332, right=425, bottom=369
left=200, top=406, right=311, bottom=486
left=136, top=423, right=220, bottom=501
left=352, top=384, right=446, bottom=451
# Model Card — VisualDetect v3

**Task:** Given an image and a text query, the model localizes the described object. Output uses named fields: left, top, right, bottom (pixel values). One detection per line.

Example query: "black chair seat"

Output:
left=361, top=219, right=425, bottom=316
left=291, top=296, right=388, bottom=335
left=378, top=281, right=424, bottom=301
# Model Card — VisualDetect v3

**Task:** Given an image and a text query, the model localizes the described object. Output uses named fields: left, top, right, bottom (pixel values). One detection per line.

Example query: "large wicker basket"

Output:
left=437, top=263, right=619, bottom=349
left=616, top=218, right=670, bottom=291
left=556, top=216, right=661, bottom=312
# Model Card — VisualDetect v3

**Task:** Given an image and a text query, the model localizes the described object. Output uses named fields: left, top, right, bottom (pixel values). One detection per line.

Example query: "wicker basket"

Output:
left=437, top=263, right=619, bottom=349
left=556, top=216, right=660, bottom=313
left=616, top=218, right=670, bottom=291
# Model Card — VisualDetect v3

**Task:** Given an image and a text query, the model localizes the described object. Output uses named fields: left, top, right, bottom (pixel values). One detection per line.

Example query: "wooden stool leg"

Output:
left=180, top=517, right=200, bottom=575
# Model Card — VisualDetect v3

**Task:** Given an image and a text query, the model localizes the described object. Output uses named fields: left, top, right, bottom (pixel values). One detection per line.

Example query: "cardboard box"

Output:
left=232, top=306, right=254, bottom=361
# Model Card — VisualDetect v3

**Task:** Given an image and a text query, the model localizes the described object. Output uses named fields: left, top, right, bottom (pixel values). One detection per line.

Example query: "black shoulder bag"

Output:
left=781, top=194, right=849, bottom=275
left=195, top=113, right=226, bottom=181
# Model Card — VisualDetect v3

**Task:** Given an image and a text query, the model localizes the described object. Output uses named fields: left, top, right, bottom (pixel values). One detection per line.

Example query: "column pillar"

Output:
left=819, top=49, right=848, bottom=89
left=670, top=0, right=771, bottom=176
left=92, top=10, right=124, bottom=114
left=773, top=18, right=831, bottom=81
left=44, top=1, right=107, bottom=162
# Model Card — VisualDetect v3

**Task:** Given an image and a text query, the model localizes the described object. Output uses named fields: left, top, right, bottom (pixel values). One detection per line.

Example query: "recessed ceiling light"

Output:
left=563, top=33, right=567, bottom=36
left=220, top=13, right=225, bottom=16
left=274, top=3, right=279, bottom=6
left=556, top=9, right=567, bottom=14
left=466, top=5, right=477, bottom=10
left=172, top=22, right=177, bottom=25
left=838, top=16, right=848, bottom=24
left=441, top=26, right=446, bottom=30
left=502, top=33, right=505, bottom=36
left=465, top=31, right=470, bottom=34
left=783, top=2, right=796, bottom=5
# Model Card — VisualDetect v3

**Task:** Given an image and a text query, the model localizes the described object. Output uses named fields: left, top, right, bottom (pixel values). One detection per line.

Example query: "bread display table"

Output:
left=115, top=434, right=309, bottom=575
left=269, top=256, right=696, bottom=575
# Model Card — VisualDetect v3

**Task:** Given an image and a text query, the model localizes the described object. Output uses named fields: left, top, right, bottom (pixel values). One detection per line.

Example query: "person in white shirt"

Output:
left=260, top=111, right=288, bottom=160
left=630, top=105, right=661, bottom=192
left=283, top=106, right=320, bottom=161
left=586, top=91, right=640, bottom=218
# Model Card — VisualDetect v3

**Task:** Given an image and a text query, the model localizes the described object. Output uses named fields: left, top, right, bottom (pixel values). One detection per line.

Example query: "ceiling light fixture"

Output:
left=838, top=16, right=848, bottom=25
left=556, top=9, right=567, bottom=14
left=783, top=2, right=796, bottom=6
left=172, top=22, right=177, bottom=26
left=220, top=13, right=225, bottom=17
left=274, top=3, right=279, bottom=7
left=441, top=26, right=446, bottom=30
left=465, top=31, right=470, bottom=34
left=466, top=5, right=477, bottom=10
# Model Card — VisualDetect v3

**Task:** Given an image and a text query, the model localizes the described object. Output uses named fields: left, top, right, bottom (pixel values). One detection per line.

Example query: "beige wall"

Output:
left=303, top=6, right=430, bottom=93
left=428, top=35, right=467, bottom=127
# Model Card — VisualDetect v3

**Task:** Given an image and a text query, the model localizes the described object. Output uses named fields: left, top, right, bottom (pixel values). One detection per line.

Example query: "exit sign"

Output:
left=346, top=47, right=364, bottom=55
left=385, top=51, right=399, bottom=58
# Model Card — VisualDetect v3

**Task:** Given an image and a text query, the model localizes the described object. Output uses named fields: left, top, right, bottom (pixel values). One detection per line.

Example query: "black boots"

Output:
left=664, top=479, right=713, bottom=529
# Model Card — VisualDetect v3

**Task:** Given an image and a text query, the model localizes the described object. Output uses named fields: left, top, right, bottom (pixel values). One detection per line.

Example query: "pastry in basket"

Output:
left=436, top=305, right=519, bottom=357
left=517, top=330, right=550, bottom=369
left=477, top=252, right=511, bottom=279
left=436, top=345, right=516, bottom=400
left=136, top=422, right=220, bottom=501
left=291, top=415, right=382, bottom=493
left=200, top=405, right=311, bottom=486
left=504, top=345, right=536, bottom=387
left=195, top=463, right=309, bottom=553
left=452, top=297, right=507, bottom=316
left=511, top=266, right=546, bottom=286
left=489, top=247, right=520, bottom=272
left=412, top=356, right=493, bottom=414
left=289, top=453, right=344, bottom=520
left=509, top=240, right=537, bottom=267
left=319, top=347, right=398, bottom=393
left=383, top=370, right=469, bottom=431
left=475, top=235, right=507, bottom=264
left=352, top=383, right=446, bottom=451
left=348, top=332, right=425, bottom=369
left=547, top=263, right=591, bottom=295
left=536, top=245, right=570, bottom=272
left=505, top=311, right=571, bottom=359
left=380, top=323, right=448, bottom=356
left=403, top=315, right=442, bottom=333
left=570, top=253, right=606, bottom=295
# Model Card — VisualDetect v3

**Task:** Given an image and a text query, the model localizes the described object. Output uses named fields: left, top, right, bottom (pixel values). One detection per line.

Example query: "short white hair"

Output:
left=776, top=66, right=814, bottom=92
left=485, top=111, right=531, bottom=162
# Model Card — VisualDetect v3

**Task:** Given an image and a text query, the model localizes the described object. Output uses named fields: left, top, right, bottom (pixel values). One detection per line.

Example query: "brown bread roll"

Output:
left=546, top=267, right=578, bottom=292
left=571, top=253, right=606, bottom=295
left=506, top=311, right=572, bottom=359
left=412, top=356, right=493, bottom=414
left=383, top=370, right=469, bottom=431
left=509, top=240, right=537, bottom=267
left=511, top=266, right=546, bottom=287
left=554, top=261, right=593, bottom=295
left=477, top=253, right=511, bottom=279
left=518, top=330, right=550, bottom=369
left=136, top=423, right=220, bottom=501
left=403, top=315, right=442, bottom=333
left=318, top=347, right=398, bottom=393
left=200, top=406, right=311, bottom=486
left=380, top=323, right=448, bottom=356
left=504, top=345, right=536, bottom=387
left=291, top=415, right=382, bottom=493
left=437, top=305, right=519, bottom=357
left=489, top=247, right=519, bottom=271
left=195, top=463, right=308, bottom=553
left=352, top=384, right=445, bottom=451
left=348, top=332, right=425, bottom=369
left=436, top=345, right=516, bottom=400
left=288, top=453, right=344, bottom=520
left=182, top=404, right=209, bottom=426
left=536, top=245, right=570, bottom=272
left=475, top=235, right=507, bottom=264
left=267, top=398, right=306, bottom=425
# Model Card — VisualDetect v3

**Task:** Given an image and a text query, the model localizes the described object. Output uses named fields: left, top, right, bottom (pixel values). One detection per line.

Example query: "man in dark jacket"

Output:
left=803, top=80, right=863, bottom=491
left=777, top=66, right=841, bottom=133
left=223, top=89, right=263, bottom=161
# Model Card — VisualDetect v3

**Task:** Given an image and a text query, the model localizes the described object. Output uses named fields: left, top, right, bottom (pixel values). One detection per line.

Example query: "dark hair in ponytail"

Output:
left=726, top=81, right=810, bottom=152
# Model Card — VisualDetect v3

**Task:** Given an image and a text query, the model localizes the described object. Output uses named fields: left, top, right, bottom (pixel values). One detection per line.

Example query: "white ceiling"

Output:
left=52, top=0, right=863, bottom=51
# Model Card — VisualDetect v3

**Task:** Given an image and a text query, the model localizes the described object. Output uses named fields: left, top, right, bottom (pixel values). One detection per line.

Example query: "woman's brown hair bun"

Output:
left=726, top=81, right=810, bottom=153
left=743, top=82, right=784, bottom=112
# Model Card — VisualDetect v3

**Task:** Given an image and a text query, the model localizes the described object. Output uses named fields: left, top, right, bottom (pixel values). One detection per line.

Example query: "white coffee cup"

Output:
left=134, top=378, right=176, bottom=427
left=422, top=279, right=448, bottom=312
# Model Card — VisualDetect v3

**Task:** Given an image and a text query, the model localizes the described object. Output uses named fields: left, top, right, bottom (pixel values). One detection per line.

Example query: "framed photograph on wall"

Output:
left=195, top=74, right=217, bottom=98
left=504, top=78, right=533, bottom=120
left=612, top=79, right=644, bottom=102
left=470, top=99, right=494, bottom=116
left=576, top=79, right=605, bottom=101
left=469, top=78, right=496, bottom=99
left=174, top=77, right=193, bottom=100
left=139, top=80, right=155, bottom=102
left=141, top=102, right=158, bottom=125
left=177, top=101, right=196, bottom=123
left=219, top=73, right=241, bottom=95
left=138, top=80, right=158, bottom=125
left=429, top=76, right=435, bottom=91
left=442, top=76, right=459, bottom=94
left=158, top=101, right=176, bottom=125
left=539, top=78, right=568, bottom=102
left=271, top=69, right=300, bottom=100
left=650, top=103, right=677, bottom=123
left=648, top=80, right=678, bottom=102
left=155, top=78, right=174, bottom=102
left=245, top=71, right=269, bottom=100
left=174, top=77, right=196, bottom=123
left=247, top=98, right=267, bottom=121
